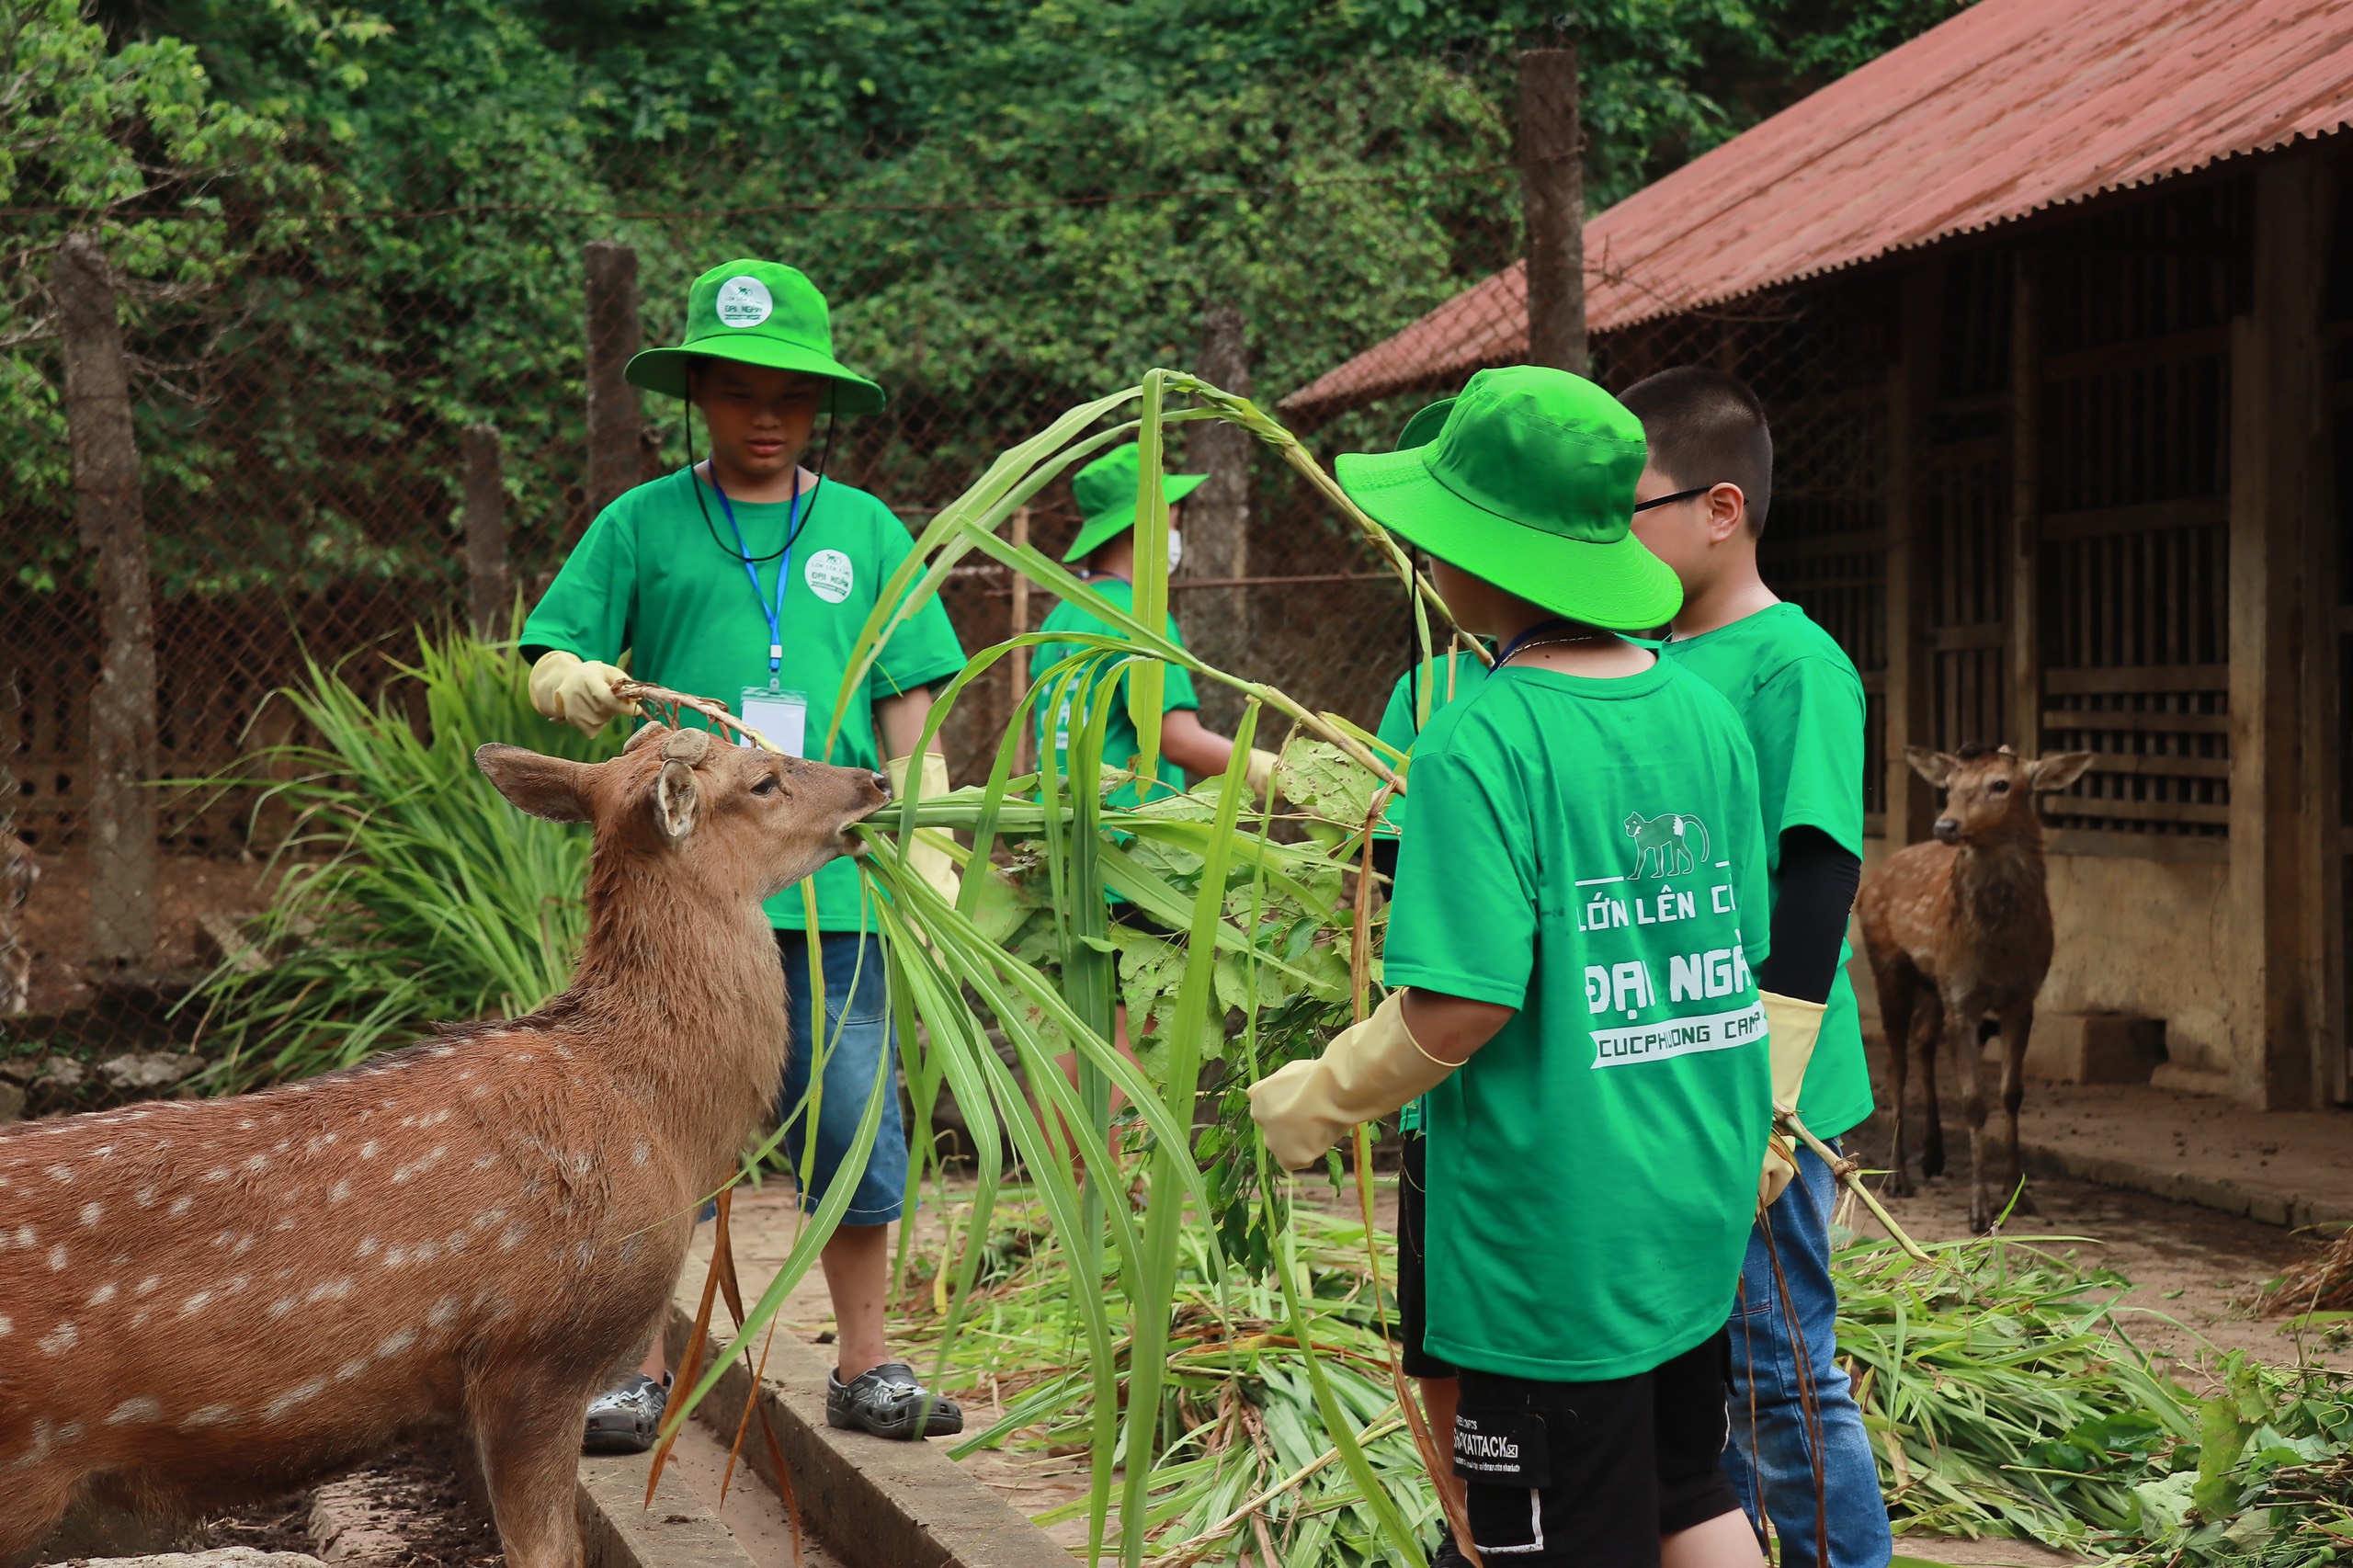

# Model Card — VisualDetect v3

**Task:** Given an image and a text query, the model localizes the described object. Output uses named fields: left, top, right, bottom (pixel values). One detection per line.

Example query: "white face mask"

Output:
left=1165, top=530, right=1184, bottom=572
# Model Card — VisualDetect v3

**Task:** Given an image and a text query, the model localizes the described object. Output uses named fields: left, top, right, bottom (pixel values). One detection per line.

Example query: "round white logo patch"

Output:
left=804, top=549, right=855, bottom=604
left=713, top=276, right=773, bottom=328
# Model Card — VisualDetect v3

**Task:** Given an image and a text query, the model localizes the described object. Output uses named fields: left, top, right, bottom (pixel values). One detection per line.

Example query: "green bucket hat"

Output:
left=625, top=259, right=886, bottom=415
left=1336, top=366, right=1678, bottom=631
left=1061, top=442, right=1208, bottom=563
left=1394, top=397, right=1454, bottom=450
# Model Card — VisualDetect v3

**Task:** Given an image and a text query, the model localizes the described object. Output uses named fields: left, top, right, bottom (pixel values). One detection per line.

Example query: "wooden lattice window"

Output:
left=2033, top=183, right=2245, bottom=840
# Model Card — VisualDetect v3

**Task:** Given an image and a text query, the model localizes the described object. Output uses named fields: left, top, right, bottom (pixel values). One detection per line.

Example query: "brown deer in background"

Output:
left=1857, top=744, right=2094, bottom=1233
left=0, top=725, right=886, bottom=1568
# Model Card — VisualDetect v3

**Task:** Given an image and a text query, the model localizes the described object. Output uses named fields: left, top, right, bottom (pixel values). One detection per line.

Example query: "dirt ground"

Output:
left=13, top=848, right=269, bottom=1015
left=685, top=1134, right=2351, bottom=1567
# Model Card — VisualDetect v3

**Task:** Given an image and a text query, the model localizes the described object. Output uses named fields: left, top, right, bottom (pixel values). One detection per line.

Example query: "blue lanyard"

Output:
left=710, top=470, right=806, bottom=687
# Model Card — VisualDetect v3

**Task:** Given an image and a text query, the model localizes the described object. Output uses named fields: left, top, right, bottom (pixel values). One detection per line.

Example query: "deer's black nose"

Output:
left=1932, top=818, right=1960, bottom=844
left=872, top=771, right=891, bottom=797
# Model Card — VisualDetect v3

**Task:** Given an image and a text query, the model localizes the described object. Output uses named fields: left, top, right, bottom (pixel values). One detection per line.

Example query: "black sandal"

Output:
left=583, top=1370, right=671, bottom=1454
left=825, top=1361, right=962, bottom=1439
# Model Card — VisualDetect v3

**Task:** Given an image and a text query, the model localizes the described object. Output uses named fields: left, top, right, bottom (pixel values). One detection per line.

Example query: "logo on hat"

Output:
left=804, top=549, right=854, bottom=604
left=715, top=276, right=774, bottom=328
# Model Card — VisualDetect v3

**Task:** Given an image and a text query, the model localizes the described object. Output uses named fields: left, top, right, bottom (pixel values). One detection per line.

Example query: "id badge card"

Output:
left=739, top=687, right=808, bottom=757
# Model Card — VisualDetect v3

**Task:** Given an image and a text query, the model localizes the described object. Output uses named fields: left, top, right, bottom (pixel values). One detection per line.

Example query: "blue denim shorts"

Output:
left=771, top=930, right=906, bottom=1225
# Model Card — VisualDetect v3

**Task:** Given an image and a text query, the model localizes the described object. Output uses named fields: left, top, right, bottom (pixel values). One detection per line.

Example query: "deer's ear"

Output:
left=477, top=744, right=592, bottom=824
left=2029, top=751, right=2095, bottom=791
left=1904, top=747, right=1957, bottom=789
left=654, top=758, right=700, bottom=840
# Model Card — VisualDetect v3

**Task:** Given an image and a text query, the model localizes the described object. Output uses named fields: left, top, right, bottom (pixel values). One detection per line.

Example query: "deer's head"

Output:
left=476, top=725, right=889, bottom=903
left=1906, top=744, right=2093, bottom=847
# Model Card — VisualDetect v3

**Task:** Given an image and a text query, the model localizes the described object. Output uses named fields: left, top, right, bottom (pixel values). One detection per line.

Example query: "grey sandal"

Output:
left=583, top=1370, right=671, bottom=1454
left=825, top=1361, right=962, bottom=1439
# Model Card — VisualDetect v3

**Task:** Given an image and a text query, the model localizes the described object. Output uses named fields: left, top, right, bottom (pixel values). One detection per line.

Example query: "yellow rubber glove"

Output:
left=884, top=752, right=962, bottom=912
left=1758, top=990, right=1826, bottom=1208
left=1248, top=991, right=1457, bottom=1171
left=529, top=650, right=632, bottom=735
left=1244, top=746, right=1281, bottom=803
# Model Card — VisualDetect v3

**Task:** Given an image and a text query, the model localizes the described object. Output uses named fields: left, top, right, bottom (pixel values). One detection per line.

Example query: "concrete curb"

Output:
left=663, top=1303, right=1073, bottom=1568
left=575, top=1449, right=757, bottom=1568
left=2017, top=1138, right=2353, bottom=1231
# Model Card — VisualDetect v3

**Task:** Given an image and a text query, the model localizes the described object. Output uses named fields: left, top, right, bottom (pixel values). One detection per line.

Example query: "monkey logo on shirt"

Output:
left=1624, top=811, right=1710, bottom=879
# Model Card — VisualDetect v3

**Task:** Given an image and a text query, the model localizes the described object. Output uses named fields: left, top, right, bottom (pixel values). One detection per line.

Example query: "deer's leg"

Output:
left=0, top=1460, right=83, bottom=1564
left=1876, top=962, right=1918, bottom=1197
left=1997, top=1001, right=2037, bottom=1216
left=1915, top=990, right=1947, bottom=1181
left=471, top=1378, right=594, bottom=1568
left=1948, top=1000, right=1995, bottom=1233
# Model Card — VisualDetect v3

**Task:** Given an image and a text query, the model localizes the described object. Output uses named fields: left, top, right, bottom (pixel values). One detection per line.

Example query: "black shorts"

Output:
left=1397, top=1132, right=1460, bottom=1380
left=1453, top=1333, right=1742, bottom=1567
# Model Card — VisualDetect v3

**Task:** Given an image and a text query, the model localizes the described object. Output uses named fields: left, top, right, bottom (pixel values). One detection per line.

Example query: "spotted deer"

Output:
left=1857, top=744, right=2093, bottom=1233
left=0, top=725, right=887, bottom=1568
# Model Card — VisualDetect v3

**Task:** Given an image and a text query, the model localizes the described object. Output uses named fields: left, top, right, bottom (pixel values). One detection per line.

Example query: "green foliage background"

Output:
left=4, top=0, right=1963, bottom=598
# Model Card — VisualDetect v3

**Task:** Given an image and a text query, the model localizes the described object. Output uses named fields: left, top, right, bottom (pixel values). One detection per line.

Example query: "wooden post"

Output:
left=1010, top=506, right=1034, bottom=777
left=462, top=424, right=510, bottom=639
left=1518, top=47, right=1588, bottom=376
left=2302, top=166, right=2347, bottom=1107
left=55, top=232, right=156, bottom=965
left=2007, top=254, right=2041, bottom=756
left=1881, top=263, right=1944, bottom=847
left=1180, top=305, right=1254, bottom=733
left=2226, top=153, right=2327, bottom=1109
left=585, top=241, right=642, bottom=524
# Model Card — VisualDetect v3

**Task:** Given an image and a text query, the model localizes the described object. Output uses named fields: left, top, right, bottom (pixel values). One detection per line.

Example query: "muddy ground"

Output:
left=11, top=849, right=269, bottom=1017
left=689, top=1136, right=2351, bottom=1564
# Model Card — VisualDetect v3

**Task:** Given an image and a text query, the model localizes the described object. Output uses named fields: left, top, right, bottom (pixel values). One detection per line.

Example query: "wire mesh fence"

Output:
left=0, top=131, right=1897, bottom=1073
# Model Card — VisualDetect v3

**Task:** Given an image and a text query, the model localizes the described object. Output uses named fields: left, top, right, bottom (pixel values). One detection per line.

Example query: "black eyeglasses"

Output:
left=1631, top=484, right=1713, bottom=512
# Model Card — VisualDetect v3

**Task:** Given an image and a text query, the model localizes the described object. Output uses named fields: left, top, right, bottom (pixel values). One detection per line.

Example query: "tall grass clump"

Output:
left=187, top=630, right=626, bottom=1087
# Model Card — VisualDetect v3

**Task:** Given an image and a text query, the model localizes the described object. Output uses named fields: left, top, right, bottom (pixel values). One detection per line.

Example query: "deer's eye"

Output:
left=1989, top=779, right=2010, bottom=795
left=751, top=775, right=780, bottom=797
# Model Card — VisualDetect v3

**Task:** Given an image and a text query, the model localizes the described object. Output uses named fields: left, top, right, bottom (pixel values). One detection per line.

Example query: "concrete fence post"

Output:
left=1518, top=47, right=1588, bottom=376
left=463, top=424, right=510, bottom=639
left=54, top=231, right=157, bottom=966
left=1180, top=305, right=1254, bottom=734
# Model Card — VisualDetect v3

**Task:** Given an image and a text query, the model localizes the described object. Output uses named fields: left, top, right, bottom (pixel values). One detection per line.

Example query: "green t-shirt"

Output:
left=1031, top=574, right=1199, bottom=811
left=519, top=467, right=968, bottom=933
left=1372, top=650, right=1487, bottom=841
left=1373, top=651, right=1485, bottom=1134
left=1660, top=603, right=1874, bottom=1141
left=1385, top=659, right=1772, bottom=1381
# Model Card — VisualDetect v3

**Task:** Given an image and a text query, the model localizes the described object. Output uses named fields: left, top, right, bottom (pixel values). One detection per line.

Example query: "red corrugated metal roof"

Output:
left=1284, top=0, right=2353, bottom=417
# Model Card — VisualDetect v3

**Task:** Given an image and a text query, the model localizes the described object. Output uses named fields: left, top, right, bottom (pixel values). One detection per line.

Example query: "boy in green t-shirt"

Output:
left=1623, top=367, right=1889, bottom=1568
left=520, top=260, right=969, bottom=1446
left=1254, top=366, right=1803, bottom=1568
left=1031, top=440, right=1274, bottom=809
left=1030, top=440, right=1277, bottom=1101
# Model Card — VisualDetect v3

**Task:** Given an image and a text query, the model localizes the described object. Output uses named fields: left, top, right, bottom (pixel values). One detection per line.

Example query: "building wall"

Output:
left=1850, top=837, right=2234, bottom=1096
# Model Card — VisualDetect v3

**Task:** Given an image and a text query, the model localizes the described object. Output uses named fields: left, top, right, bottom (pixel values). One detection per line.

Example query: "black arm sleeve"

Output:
left=1755, top=826, right=1861, bottom=1006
